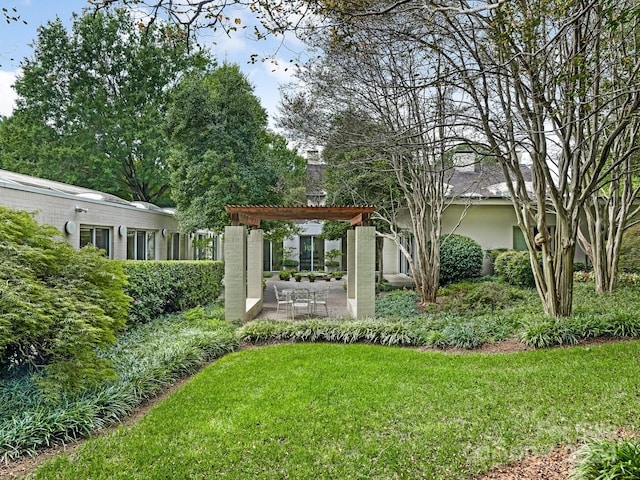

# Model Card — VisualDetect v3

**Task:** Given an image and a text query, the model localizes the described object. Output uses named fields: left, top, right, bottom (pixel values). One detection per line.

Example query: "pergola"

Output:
left=223, top=205, right=376, bottom=322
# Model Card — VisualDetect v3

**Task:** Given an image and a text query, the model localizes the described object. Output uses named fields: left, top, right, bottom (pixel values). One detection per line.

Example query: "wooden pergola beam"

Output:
left=225, top=205, right=376, bottom=227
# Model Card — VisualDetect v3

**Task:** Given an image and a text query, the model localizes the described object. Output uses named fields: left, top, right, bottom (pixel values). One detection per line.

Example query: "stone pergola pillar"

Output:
left=224, top=226, right=264, bottom=322
left=224, top=226, right=246, bottom=322
left=247, top=229, right=264, bottom=300
left=347, top=226, right=376, bottom=318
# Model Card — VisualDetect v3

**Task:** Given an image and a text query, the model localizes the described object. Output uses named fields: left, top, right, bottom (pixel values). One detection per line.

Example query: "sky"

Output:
left=0, top=0, right=306, bottom=126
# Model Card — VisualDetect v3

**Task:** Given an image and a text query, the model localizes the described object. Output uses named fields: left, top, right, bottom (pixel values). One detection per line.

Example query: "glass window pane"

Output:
left=95, top=228, right=110, bottom=257
left=136, top=231, right=146, bottom=260
left=79, top=227, right=92, bottom=248
left=127, top=231, right=135, bottom=260
left=147, top=232, right=155, bottom=260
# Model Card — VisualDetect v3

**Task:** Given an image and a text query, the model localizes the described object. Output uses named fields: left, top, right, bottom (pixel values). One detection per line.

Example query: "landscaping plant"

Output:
left=570, top=438, right=640, bottom=480
left=439, top=234, right=484, bottom=285
left=0, top=207, right=130, bottom=395
left=0, top=304, right=238, bottom=461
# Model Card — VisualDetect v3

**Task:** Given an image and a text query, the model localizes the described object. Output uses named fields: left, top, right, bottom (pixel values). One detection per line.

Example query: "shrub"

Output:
left=619, top=224, right=640, bottom=273
left=494, top=250, right=536, bottom=288
left=439, top=234, right=483, bottom=285
left=122, top=261, right=223, bottom=326
left=375, top=291, right=419, bottom=319
left=435, top=280, right=527, bottom=314
left=570, top=438, right=640, bottom=480
left=0, top=207, right=130, bottom=394
left=0, top=306, right=238, bottom=461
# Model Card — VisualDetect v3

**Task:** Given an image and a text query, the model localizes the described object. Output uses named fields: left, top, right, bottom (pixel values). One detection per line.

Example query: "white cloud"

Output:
left=0, top=70, right=18, bottom=117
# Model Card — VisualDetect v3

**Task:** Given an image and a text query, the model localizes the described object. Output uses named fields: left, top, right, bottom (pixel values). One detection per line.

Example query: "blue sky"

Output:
left=0, top=0, right=305, bottom=126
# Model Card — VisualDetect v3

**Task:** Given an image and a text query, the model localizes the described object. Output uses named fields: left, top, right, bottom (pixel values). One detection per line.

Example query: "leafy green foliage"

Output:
left=570, top=438, right=640, bottom=480
left=240, top=318, right=415, bottom=346
left=375, top=290, right=419, bottom=318
left=439, top=234, right=483, bottom=285
left=429, top=280, right=527, bottom=314
left=165, top=63, right=305, bottom=231
left=2, top=9, right=207, bottom=205
left=495, top=250, right=536, bottom=287
left=0, top=305, right=238, bottom=461
left=0, top=207, right=130, bottom=394
left=619, top=224, right=640, bottom=273
left=122, top=260, right=223, bottom=326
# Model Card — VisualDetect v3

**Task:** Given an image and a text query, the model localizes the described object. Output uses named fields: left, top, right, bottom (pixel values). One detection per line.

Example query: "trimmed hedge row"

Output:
left=122, top=261, right=224, bottom=326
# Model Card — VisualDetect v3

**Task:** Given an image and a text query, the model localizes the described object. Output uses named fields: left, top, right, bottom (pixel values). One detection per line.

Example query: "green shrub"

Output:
left=0, top=306, right=238, bottom=461
left=122, top=260, right=223, bottom=326
left=619, top=224, right=640, bottom=273
left=439, top=234, right=483, bottom=285
left=0, top=207, right=130, bottom=394
left=485, top=248, right=508, bottom=274
left=434, top=280, right=527, bottom=314
left=570, top=438, right=640, bottom=480
left=494, top=250, right=536, bottom=288
left=375, top=291, right=419, bottom=319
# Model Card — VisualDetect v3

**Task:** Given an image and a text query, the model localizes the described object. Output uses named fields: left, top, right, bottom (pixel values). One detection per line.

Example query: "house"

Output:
left=0, top=168, right=218, bottom=261
left=277, top=151, right=588, bottom=278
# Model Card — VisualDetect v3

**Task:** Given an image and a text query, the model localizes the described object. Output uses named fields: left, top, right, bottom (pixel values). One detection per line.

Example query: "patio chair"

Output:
left=312, top=290, right=328, bottom=316
left=290, top=288, right=312, bottom=319
left=274, top=285, right=290, bottom=313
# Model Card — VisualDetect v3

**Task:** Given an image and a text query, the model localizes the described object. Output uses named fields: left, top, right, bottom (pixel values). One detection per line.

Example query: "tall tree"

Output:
left=430, top=0, right=640, bottom=315
left=280, top=20, right=472, bottom=305
left=0, top=9, right=206, bottom=205
left=165, top=63, right=305, bottom=232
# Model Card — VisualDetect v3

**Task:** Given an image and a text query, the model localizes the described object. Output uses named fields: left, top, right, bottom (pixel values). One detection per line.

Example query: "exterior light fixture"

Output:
left=75, top=206, right=88, bottom=213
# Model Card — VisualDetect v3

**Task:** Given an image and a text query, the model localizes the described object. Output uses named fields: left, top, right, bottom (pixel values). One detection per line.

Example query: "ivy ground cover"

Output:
left=33, top=341, right=640, bottom=479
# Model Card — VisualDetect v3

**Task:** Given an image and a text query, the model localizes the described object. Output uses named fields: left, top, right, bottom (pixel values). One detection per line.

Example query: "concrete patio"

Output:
left=256, top=274, right=415, bottom=320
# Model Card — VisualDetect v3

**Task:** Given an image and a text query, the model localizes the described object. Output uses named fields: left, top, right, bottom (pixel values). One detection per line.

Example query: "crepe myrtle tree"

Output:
left=279, top=18, right=477, bottom=306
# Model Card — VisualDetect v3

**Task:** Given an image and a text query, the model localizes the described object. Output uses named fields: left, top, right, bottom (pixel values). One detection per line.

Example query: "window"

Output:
left=195, top=233, right=215, bottom=260
left=166, top=233, right=181, bottom=260
left=513, top=226, right=556, bottom=252
left=127, top=229, right=156, bottom=260
left=80, top=226, right=111, bottom=257
left=399, top=235, right=414, bottom=276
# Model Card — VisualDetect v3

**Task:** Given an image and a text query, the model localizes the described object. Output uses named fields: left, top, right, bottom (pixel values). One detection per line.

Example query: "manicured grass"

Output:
left=33, top=341, right=640, bottom=479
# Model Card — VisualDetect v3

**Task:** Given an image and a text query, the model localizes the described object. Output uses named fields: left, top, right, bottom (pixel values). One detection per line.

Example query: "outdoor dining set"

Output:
left=274, top=286, right=329, bottom=319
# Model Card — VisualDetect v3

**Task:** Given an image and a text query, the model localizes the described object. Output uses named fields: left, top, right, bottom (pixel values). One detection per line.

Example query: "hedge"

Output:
left=122, top=261, right=224, bottom=326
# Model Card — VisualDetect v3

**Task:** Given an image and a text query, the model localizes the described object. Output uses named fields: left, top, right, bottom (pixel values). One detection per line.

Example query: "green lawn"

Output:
left=33, top=342, right=640, bottom=479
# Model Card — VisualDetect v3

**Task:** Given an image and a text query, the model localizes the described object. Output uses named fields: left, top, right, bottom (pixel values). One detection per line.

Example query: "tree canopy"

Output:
left=0, top=8, right=207, bottom=205
left=165, top=63, right=306, bottom=232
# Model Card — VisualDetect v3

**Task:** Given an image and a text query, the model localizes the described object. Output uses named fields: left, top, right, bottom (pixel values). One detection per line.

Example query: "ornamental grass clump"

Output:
left=239, top=318, right=416, bottom=346
left=570, top=438, right=640, bottom=480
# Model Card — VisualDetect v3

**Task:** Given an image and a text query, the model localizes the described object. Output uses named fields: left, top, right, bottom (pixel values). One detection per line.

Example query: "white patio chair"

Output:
left=274, top=285, right=290, bottom=313
left=290, top=288, right=312, bottom=319
left=312, top=290, right=328, bottom=316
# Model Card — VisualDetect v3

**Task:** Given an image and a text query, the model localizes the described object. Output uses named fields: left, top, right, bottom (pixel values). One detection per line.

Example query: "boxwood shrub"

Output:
left=122, top=261, right=224, bottom=326
left=494, top=250, right=536, bottom=288
left=439, top=234, right=483, bottom=285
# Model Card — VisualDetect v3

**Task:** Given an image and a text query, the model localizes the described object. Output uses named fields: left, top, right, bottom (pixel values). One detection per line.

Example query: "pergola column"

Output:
left=224, top=226, right=246, bottom=322
left=347, top=229, right=355, bottom=301
left=348, top=226, right=376, bottom=318
left=247, top=229, right=264, bottom=300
